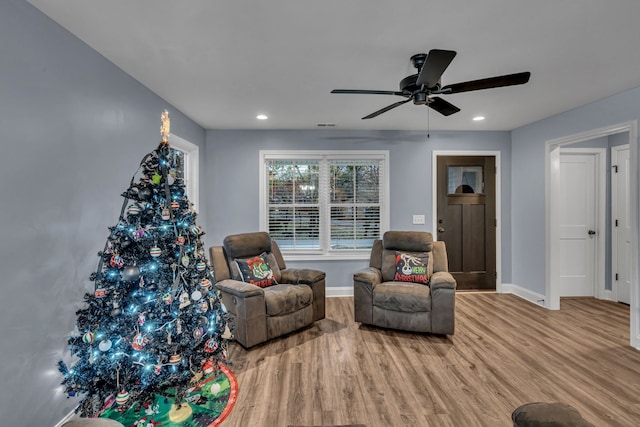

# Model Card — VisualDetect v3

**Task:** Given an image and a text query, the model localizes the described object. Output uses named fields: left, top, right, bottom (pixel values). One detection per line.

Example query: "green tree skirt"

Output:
left=99, top=364, right=237, bottom=427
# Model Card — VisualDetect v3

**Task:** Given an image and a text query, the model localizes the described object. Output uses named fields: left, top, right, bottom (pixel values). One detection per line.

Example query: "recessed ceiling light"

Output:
left=473, top=116, right=485, bottom=121
left=256, top=114, right=268, bottom=120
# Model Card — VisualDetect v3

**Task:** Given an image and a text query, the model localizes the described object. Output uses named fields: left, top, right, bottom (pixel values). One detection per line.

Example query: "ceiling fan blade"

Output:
left=331, top=89, right=405, bottom=96
left=427, top=97, right=460, bottom=116
left=362, top=98, right=413, bottom=119
left=416, top=49, right=457, bottom=88
left=441, top=71, right=531, bottom=94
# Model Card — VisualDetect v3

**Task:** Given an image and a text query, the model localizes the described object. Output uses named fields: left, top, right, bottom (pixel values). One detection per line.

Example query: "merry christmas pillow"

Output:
left=235, top=252, right=279, bottom=288
left=394, top=251, right=431, bottom=285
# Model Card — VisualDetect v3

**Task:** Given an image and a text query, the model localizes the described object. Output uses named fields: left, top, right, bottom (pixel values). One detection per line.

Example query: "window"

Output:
left=447, top=165, right=484, bottom=194
left=260, top=151, right=389, bottom=259
left=169, top=134, right=200, bottom=212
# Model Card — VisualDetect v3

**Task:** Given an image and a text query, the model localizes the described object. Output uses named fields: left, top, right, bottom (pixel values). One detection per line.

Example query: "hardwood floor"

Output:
left=222, top=294, right=640, bottom=426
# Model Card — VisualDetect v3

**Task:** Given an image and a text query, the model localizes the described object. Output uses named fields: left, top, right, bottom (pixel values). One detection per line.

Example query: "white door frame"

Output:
left=612, top=144, right=631, bottom=303
left=558, top=148, right=606, bottom=299
left=432, top=150, right=501, bottom=292
left=545, top=120, right=639, bottom=349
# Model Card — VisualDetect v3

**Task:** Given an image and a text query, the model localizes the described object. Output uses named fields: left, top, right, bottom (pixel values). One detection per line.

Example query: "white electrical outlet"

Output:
left=412, top=214, right=425, bottom=225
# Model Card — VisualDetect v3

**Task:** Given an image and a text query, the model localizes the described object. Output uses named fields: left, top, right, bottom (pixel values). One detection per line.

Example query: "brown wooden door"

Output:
left=436, top=156, right=496, bottom=290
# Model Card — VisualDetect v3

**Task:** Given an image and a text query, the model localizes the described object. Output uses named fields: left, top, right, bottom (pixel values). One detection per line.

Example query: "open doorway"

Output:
left=545, top=121, right=639, bottom=349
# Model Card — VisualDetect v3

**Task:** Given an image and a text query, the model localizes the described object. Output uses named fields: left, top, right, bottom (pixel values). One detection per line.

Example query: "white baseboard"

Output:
left=500, top=283, right=547, bottom=308
left=598, top=289, right=614, bottom=301
left=327, top=286, right=353, bottom=297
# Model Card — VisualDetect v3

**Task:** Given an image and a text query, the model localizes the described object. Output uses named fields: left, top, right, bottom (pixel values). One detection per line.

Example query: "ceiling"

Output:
left=26, top=0, right=640, bottom=131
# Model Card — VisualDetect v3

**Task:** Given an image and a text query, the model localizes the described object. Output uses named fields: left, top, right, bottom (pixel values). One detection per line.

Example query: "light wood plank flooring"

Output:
left=223, top=293, right=640, bottom=426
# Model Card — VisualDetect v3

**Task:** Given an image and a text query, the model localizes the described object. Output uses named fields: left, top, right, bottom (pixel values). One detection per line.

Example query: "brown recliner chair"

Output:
left=209, top=232, right=326, bottom=348
left=353, top=231, right=456, bottom=335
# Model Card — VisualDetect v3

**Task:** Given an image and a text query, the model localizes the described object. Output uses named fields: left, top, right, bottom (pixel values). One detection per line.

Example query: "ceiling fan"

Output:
left=331, top=49, right=531, bottom=119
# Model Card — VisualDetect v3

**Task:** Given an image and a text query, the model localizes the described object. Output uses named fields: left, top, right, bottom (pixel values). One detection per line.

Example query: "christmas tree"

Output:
left=59, top=111, right=230, bottom=418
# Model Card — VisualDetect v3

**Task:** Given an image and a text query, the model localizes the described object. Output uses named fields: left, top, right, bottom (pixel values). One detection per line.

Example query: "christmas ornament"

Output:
left=151, top=173, right=162, bottom=185
left=162, top=293, right=173, bottom=304
left=179, top=292, right=190, bottom=308
left=204, top=337, right=218, bottom=353
left=131, top=333, right=147, bottom=351
left=169, top=354, right=182, bottom=365
left=196, top=262, right=207, bottom=272
left=149, top=247, right=161, bottom=257
left=170, top=201, right=180, bottom=209
left=122, top=265, right=140, bottom=282
left=200, top=278, right=211, bottom=289
left=111, top=300, right=121, bottom=317
left=161, top=208, right=170, bottom=220
left=181, top=255, right=190, bottom=267
left=94, top=288, right=107, bottom=298
left=110, top=255, right=124, bottom=268
left=176, top=236, right=185, bottom=245
left=190, top=290, right=202, bottom=301
left=137, top=185, right=153, bottom=201
left=167, top=174, right=175, bottom=185
left=190, top=225, right=202, bottom=235
left=127, top=204, right=141, bottom=215
left=199, top=300, right=209, bottom=312
left=137, top=312, right=146, bottom=326
left=98, top=339, right=112, bottom=352
left=193, top=327, right=204, bottom=339
left=82, top=332, right=94, bottom=344
left=131, top=228, right=145, bottom=241
left=115, top=390, right=130, bottom=405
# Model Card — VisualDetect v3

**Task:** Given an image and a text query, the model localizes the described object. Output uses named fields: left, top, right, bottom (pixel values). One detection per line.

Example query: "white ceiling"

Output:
left=26, top=0, right=640, bottom=131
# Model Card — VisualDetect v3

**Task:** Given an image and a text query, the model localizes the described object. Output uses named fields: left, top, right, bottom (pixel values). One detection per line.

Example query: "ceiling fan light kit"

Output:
left=331, top=49, right=531, bottom=120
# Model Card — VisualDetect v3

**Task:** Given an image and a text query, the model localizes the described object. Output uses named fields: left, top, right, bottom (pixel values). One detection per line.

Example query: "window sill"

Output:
left=281, top=252, right=370, bottom=262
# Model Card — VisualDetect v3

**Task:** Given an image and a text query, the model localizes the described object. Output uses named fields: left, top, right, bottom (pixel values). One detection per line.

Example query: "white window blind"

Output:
left=267, top=159, right=321, bottom=250
left=328, top=160, right=381, bottom=250
left=261, top=151, right=388, bottom=257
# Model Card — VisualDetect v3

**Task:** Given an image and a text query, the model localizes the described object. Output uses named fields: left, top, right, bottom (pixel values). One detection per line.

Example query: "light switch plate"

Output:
left=412, top=214, right=425, bottom=225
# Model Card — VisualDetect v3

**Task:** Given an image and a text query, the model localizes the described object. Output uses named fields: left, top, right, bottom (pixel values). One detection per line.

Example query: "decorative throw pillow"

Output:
left=235, top=252, right=279, bottom=288
left=394, top=251, right=430, bottom=285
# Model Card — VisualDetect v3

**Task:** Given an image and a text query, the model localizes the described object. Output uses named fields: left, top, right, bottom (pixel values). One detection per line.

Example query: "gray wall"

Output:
left=511, top=87, right=640, bottom=296
left=204, top=129, right=512, bottom=287
left=0, top=1, right=205, bottom=426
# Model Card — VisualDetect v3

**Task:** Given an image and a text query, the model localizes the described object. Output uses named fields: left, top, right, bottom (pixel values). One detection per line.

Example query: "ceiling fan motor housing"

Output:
left=399, top=74, right=441, bottom=103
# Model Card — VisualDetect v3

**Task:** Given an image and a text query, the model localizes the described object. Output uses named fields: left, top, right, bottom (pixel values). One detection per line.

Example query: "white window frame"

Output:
left=169, top=134, right=200, bottom=213
left=260, top=150, right=390, bottom=261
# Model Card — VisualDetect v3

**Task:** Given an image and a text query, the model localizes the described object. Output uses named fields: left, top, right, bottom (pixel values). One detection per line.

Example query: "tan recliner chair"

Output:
left=209, top=232, right=325, bottom=348
left=353, top=231, right=456, bottom=335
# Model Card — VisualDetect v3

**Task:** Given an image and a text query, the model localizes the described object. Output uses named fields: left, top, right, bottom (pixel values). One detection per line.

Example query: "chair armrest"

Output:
left=215, top=278, right=264, bottom=298
left=353, top=267, right=382, bottom=287
left=280, top=268, right=325, bottom=285
left=430, top=271, right=456, bottom=291
left=429, top=271, right=456, bottom=335
left=214, top=279, right=267, bottom=348
left=353, top=267, right=381, bottom=325
left=281, top=268, right=326, bottom=322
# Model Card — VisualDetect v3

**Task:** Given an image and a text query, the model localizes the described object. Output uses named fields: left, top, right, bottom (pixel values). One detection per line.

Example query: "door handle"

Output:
left=588, top=230, right=596, bottom=235
left=438, top=227, right=445, bottom=233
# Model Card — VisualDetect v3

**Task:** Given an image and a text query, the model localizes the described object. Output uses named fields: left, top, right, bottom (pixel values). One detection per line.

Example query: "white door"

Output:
left=612, top=145, right=631, bottom=304
left=558, top=153, right=597, bottom=296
